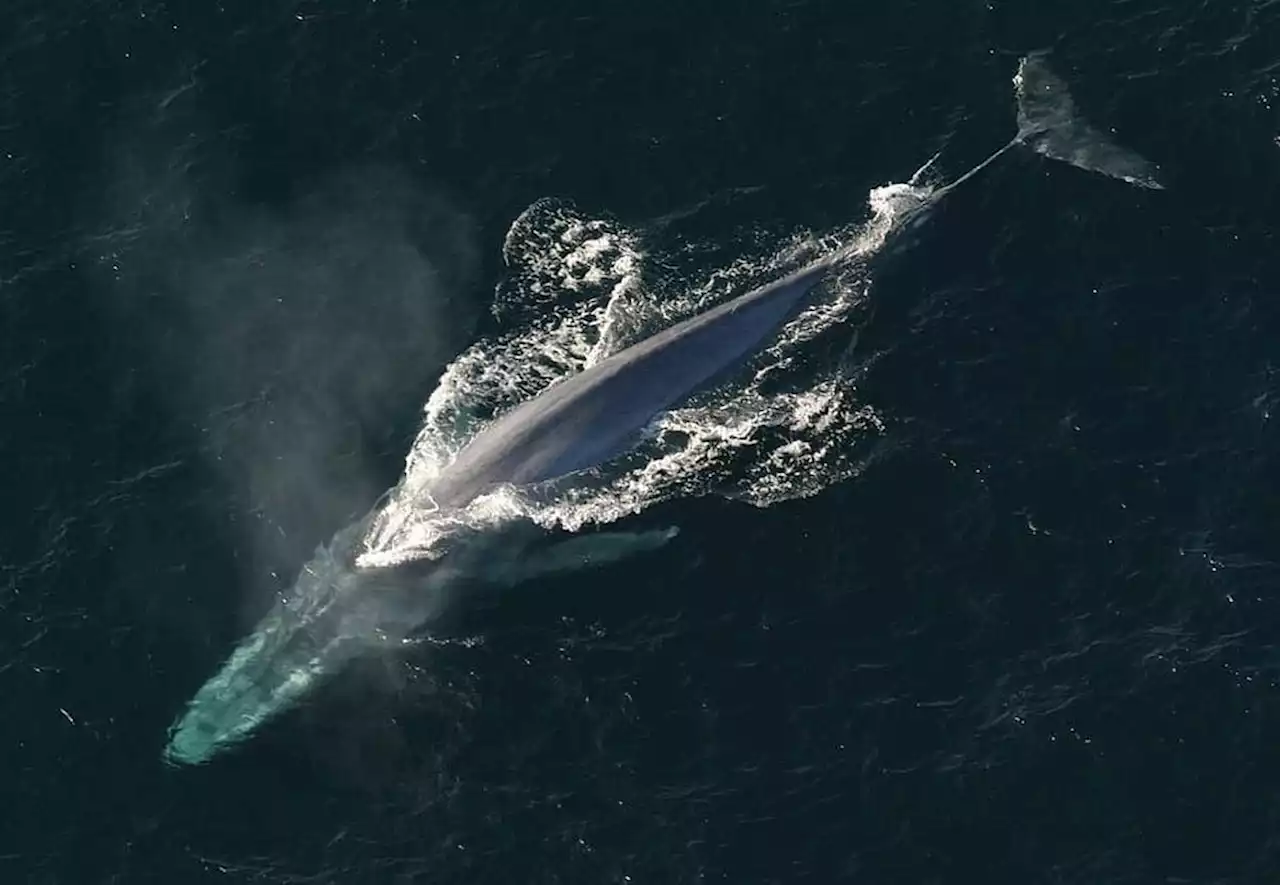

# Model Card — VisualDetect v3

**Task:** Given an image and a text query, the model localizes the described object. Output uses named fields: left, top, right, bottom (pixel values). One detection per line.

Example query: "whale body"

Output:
left=429, top=256, right=840, bottom=509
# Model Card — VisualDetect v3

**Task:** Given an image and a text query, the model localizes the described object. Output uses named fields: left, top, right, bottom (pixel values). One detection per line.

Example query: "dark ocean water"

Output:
left=6, top=1, right=1280, bottom=883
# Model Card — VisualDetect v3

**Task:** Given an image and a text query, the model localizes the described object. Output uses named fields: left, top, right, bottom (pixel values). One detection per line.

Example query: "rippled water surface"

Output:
left=4, top=2, right=1280, bottom=882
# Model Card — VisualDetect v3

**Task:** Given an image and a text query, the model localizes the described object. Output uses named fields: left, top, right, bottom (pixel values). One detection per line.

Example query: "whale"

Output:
left=162, top=51, right=1165, bottom=767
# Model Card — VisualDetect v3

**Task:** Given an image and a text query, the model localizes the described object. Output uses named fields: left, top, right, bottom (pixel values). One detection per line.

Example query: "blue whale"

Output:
left=163, top=49, right=1165, bottom=766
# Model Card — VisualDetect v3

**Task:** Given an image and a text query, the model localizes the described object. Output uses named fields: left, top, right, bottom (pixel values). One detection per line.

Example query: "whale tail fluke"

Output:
left=1012, top=49, right=1164, bottom=190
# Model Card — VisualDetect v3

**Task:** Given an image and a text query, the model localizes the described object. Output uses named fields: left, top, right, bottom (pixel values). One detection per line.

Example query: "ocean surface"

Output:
left=5, top=1, right=1280, bottom=883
